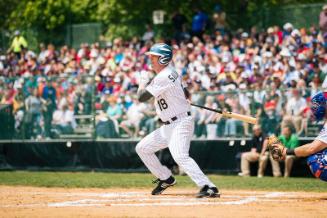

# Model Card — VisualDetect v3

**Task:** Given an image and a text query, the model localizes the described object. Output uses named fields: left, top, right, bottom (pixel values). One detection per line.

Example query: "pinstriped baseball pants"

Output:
left=135, top=116, right=216, bottom=188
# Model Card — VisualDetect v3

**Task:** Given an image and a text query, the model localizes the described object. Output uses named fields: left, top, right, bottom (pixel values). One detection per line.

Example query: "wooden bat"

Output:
left=190, top=103, right=257, bottom=125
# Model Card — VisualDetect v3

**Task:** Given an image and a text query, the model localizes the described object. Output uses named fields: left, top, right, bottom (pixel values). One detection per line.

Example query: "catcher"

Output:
left=267, top=92, right=327, bottom=182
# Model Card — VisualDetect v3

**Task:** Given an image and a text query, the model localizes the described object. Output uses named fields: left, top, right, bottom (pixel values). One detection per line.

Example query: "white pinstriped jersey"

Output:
left=146, top=66, right=191, bottom=122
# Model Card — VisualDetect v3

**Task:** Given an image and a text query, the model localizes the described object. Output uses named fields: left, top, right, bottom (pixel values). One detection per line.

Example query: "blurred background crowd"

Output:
left=0, top=4, right=326, bottom=140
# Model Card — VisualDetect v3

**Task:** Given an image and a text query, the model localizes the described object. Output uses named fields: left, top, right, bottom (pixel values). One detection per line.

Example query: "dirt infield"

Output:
left=0, top=186, right=326, bottom=218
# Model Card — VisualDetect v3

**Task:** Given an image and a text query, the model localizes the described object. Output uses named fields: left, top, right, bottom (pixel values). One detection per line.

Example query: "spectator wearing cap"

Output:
left=283, top=23, right=293, bottom=40
left=288, top=29, right=302, bottom=50
left=41, top=80, right=57, bottom=138
left=38, top=43, right=47, bottom=63
left=102, top=77, right=113, bottom=95
left=319, top=5, right=327, bottom=35
left=8, top=30, right=28, bottom=60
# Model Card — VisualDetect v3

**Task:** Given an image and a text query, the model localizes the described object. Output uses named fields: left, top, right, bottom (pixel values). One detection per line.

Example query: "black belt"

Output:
left=163, top=111, right=191, bottom=125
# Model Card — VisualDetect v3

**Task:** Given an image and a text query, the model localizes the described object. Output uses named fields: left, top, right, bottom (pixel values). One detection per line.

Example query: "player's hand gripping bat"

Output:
left=190, top=103, right=257, bottom=124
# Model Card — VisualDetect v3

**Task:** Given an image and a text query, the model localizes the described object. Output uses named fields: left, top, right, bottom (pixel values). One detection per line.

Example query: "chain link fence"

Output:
left=227, top=3, right=324, bottom=30
left=0, top=75, right=322, bottom=141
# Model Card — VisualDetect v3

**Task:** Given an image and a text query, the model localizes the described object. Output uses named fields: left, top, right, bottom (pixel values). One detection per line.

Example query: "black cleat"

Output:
left=196, top=185, right=220, bottom=198
left=151, top=176, right=176, bottom=195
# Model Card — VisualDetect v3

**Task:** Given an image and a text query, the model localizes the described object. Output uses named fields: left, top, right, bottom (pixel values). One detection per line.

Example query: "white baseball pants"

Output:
left=135, top=116, right=215, bottom=188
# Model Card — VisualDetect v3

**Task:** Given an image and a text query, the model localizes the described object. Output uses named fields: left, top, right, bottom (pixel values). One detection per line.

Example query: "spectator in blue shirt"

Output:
left=191, top=8, right=209, bottom=41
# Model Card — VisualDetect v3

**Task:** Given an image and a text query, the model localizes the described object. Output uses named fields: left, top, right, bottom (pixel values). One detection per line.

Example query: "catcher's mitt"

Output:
left=267, top=135, right=286, bottom=161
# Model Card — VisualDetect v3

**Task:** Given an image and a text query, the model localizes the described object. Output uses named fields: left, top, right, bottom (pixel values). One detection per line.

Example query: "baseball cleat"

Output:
left=151, top=176, right=176, bottom=195
left=196, top=185, right=220, bottom=198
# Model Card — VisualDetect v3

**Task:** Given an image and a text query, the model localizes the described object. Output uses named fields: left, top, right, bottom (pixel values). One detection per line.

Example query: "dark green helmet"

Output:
left=145, top=43, right=172, bottom=65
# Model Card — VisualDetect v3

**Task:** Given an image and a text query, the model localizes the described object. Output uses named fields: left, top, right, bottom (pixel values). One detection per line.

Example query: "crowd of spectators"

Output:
left=0, top=5, right=326, bottom=140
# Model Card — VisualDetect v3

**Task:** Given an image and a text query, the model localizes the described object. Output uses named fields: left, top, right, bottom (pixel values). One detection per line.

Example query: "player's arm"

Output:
left=183, top=87, right=190, bottom=99
left=138, top=88, right=153, bottom=102
left=137, top=83, right=153, bottom=102
left=137, top=77, right=153, bottom=102
left=268, top=135, right=327, bottom=160
left=293, top=140, right=327, bottom=157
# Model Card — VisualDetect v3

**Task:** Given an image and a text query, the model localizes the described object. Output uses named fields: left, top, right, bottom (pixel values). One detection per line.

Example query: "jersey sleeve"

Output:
left=146, top=75, right=173, bottom=98
left=315, top=126, right=327, bottom=144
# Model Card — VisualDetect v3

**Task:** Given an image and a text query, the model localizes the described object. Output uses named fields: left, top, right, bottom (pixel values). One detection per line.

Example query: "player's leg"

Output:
left=135, top=127, right=171, bottom=180
left=284, top=155, right=295, bottom=177
left=258, top=152, right=269, bottom=177
left=269, top=154, right=282, bottom=177
left=168, top=117, right=216, bottom=189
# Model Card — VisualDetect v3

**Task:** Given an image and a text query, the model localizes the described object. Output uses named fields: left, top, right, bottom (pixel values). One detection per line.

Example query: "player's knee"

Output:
left=173, top=154, right=189, bottom=165
left=241, top=152, right=249, bottom=159
left=135, top=143, right=144, bottom=155
left=260, top=155, right=268, bottom=161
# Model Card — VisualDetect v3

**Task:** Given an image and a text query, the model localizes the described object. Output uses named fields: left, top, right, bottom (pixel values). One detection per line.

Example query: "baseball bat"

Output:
left=190, top=103, right=257, bottom=125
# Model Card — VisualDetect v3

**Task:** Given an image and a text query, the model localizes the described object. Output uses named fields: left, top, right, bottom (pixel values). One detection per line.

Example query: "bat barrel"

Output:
left=222, top=112, right=257, bottom=124
left=190, top=103, right=257, bottom=124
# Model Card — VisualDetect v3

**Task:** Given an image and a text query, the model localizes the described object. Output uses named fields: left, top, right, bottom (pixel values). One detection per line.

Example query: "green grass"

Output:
left=0, top=171, right=326, bottom=192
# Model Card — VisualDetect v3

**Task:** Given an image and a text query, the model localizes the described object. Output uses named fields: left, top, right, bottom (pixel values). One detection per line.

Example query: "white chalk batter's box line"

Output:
left=1, top=190, right=300, bottom=198
left=0, top=192, right=299, bottom=208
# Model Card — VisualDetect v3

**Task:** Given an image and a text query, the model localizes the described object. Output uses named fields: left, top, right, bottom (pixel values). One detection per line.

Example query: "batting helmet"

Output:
left=145, top=43, right=172, bottom=65
left=307, top=149, right=327, bottom=182
left=310, top=92, right=327, bottom=121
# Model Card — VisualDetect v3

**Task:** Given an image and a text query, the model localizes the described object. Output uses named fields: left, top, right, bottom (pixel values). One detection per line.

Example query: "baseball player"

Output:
left=268, top=91, right=327, bottom=181
left=135, top=43, right=219, bottom=197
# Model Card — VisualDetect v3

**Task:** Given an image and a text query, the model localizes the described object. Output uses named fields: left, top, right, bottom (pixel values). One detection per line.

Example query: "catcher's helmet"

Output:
left=145, top=43, right=172, bottom=65
left=310, top=92, right=327, bottom=121
left=307, top=149, right=327, bottom=182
